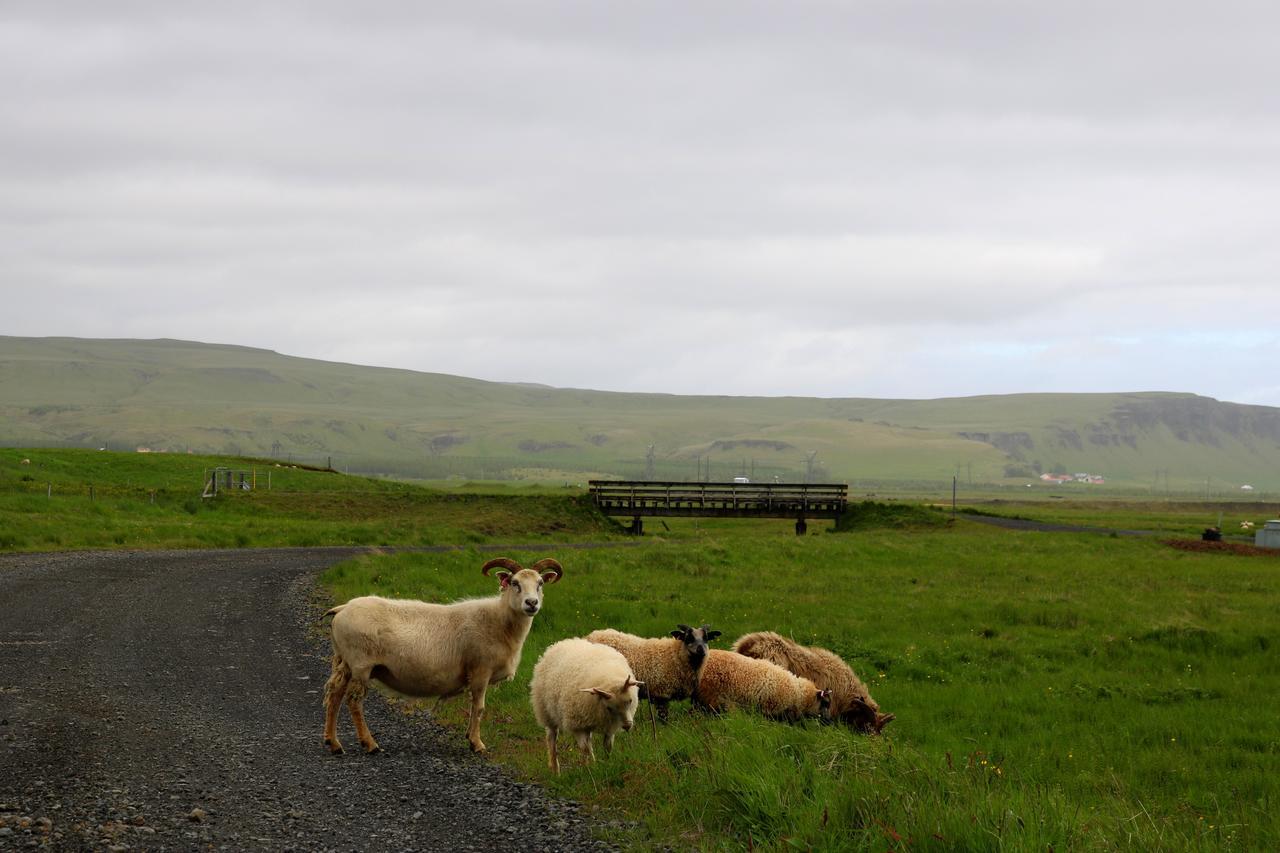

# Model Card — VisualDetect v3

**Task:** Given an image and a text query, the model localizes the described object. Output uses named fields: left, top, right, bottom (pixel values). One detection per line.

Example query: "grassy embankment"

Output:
left=0, top=448, right=617, bottom=551
left=324, top=517, right=1280, bottom=851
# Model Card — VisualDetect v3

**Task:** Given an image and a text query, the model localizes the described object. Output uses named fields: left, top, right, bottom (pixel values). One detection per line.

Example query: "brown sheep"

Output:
left=585, top=624, right=719, bottom=720
left=731, top=631, right=893, bottom=734
left=695, top=649, right=831, bottom=722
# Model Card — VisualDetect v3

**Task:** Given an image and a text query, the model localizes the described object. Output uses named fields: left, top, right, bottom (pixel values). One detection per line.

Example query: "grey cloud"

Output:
left=2, top=1, right=1278, bottom=404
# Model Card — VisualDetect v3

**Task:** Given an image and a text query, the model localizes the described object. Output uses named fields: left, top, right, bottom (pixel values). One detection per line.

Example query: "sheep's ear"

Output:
left=580, top=687, right=613, bottom=699
left=669, top=629, right=685, bottom=639
left=495, top=571, right=513, bottom=589
left=623, top=676, right=644, bottom=690
left=706, top=629, right=722, bottom=641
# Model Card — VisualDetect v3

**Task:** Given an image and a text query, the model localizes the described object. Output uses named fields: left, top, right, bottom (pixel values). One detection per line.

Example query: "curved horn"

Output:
left=873, top=712, right=896, bottom=734
left=481, top=557, right=522, bottom=576
left=530, top=557, right=563, bottom=582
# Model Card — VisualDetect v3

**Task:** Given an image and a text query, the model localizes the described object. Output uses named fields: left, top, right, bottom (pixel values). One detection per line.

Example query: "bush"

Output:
left=832, top=500, right=951, bottom=531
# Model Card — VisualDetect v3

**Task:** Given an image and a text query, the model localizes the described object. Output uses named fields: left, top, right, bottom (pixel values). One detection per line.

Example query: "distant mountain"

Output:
left=2, top=336, right=1278, bottom=490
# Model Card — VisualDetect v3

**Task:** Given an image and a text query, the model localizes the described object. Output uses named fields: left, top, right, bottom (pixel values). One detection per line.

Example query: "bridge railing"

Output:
left=588, top=480, right=848, bottom=518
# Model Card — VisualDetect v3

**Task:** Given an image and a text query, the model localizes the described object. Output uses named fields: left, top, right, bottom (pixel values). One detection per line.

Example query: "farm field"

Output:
left=0, top=448, right=617, bottom=551
left=324, top=525, right=1280, bottom=851
left=4, top=449, right=1278, bottom=849
left=952, top=499, right=1279, bottom=538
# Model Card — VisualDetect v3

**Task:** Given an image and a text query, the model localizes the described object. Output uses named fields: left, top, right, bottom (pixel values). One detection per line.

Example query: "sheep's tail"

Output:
left=318, top=603, right=347, bottom=623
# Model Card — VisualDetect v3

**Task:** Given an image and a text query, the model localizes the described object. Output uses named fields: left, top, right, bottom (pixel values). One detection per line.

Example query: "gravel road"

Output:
left=0, top=548, right=615, bottom=851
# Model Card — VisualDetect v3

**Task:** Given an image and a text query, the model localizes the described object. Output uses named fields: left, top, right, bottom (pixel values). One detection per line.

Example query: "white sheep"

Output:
left=321, top=556, right=563, bottom=754
left=585, top=624, right=720, bottom=720
left=695, top=649, right=832, bottom=723
left=530, top=638, right=642, bottom=773
left=732, top=631, right=894, bottom=733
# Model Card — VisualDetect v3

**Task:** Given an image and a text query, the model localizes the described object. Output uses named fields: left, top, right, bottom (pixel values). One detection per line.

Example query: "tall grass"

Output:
left=323, top=528, right=1280, bottom=850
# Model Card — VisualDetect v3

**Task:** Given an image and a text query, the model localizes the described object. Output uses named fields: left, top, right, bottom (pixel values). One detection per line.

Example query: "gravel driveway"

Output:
left=0, top=548, right=614, bottom=851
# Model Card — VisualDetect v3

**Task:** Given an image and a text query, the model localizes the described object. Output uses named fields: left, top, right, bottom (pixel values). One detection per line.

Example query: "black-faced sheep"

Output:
left=695, top=649, right=832, bottom=723
left=731, top=631, right=894, bottom=734
left=321, top=556, right=562, bottom=754
left=530, top=638, right=642, bottom=773
left=585, top=624, right=720, bottom=720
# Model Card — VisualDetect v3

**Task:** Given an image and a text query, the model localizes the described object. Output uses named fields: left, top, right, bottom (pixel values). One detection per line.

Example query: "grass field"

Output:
left=0, top=448, right=618, bottom=551
left=323, top=526, right=1280, bottom=851
left=954, top=498, right=1279, bottom=538
left=5, top=449, right=1278, bottom=850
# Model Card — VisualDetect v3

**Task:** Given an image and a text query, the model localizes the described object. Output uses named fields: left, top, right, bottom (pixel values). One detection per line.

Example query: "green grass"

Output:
left=956, top=499, right=1279, bottom=537
left=6, top=446, right=1278, bottom=849
left=323, top=528, right=1280, bottom=851
left=6, top=336, right=1280, bottom=490
left=0, top=448, right=619, bottom=551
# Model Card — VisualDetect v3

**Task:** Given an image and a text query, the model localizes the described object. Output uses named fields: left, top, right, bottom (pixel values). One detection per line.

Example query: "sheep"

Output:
left=530, top=638, right=642, bottom=773
left=321, top=556, right=563, bottom=755
left=731, top=631, right=894, bottom=734
left=585, top=624, right=720, bottom=720
left=695, top=649, right=832, bottom=723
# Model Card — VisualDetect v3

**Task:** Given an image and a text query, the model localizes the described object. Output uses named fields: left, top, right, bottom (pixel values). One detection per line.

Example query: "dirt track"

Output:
left=0, top=548, right=611, bottom=851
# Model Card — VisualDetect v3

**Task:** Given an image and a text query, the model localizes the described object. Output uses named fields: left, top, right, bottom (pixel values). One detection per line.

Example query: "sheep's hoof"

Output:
left=325, top=737, right=345, bottom=755
left=469, top=740, right=487, bottom=753
left=364, top=743, right=381, bottom=754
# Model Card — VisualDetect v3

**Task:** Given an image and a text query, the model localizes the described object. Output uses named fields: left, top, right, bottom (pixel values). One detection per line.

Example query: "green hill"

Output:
left=2, top=336, right=1278, bottom=490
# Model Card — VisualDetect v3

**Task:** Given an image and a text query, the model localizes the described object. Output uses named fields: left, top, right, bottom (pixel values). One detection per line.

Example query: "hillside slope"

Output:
left=2, top=336, right=1278, bottom=489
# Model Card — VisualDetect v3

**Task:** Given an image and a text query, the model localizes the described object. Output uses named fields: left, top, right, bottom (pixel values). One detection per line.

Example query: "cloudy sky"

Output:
left=4, top=1, right=1279, bottom=404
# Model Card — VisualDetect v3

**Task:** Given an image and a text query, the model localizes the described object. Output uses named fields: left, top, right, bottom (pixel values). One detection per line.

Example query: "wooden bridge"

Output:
left=588, top=480, right=849, bottom=535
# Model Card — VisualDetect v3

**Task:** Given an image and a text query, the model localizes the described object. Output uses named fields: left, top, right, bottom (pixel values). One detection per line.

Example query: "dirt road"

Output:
left=0, top=548, right=611, bottom=851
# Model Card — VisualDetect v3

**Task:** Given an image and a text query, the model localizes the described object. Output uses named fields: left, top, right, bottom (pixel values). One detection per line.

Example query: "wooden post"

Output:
left=952, top=476, right=957, bottom=516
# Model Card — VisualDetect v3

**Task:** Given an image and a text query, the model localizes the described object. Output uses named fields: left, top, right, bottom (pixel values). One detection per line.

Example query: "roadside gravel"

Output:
left=0, top=548, right=617, bottom=851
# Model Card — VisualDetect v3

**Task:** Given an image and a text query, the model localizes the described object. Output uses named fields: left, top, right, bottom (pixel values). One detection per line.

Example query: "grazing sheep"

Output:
left=585, top=624, right=720, bottom=720
left=695, top=649, right=832, bottom=723
left=530, top=638, right=642, bottom=773
left=321, top=556, right=563, bottom=754
left=731, top=631, right=894, bottom=734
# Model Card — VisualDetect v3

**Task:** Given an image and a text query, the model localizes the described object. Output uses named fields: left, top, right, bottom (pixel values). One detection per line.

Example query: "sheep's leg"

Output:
left=602, top=730, right=616, bottom=755
left=465, top=676, right=489, bottom=753
left=575, top=731, right=596, bottom=763
left=345, top=679, right=380, bottom=754
left=545, top=727, right=559, bottom=774
left=655, top=698, right=670, bottom=722
left=322, top=656, right=351, bottom=754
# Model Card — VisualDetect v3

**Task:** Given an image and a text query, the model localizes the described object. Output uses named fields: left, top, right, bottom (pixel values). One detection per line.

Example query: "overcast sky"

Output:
left=4, top=1, right=1279, bottom=405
